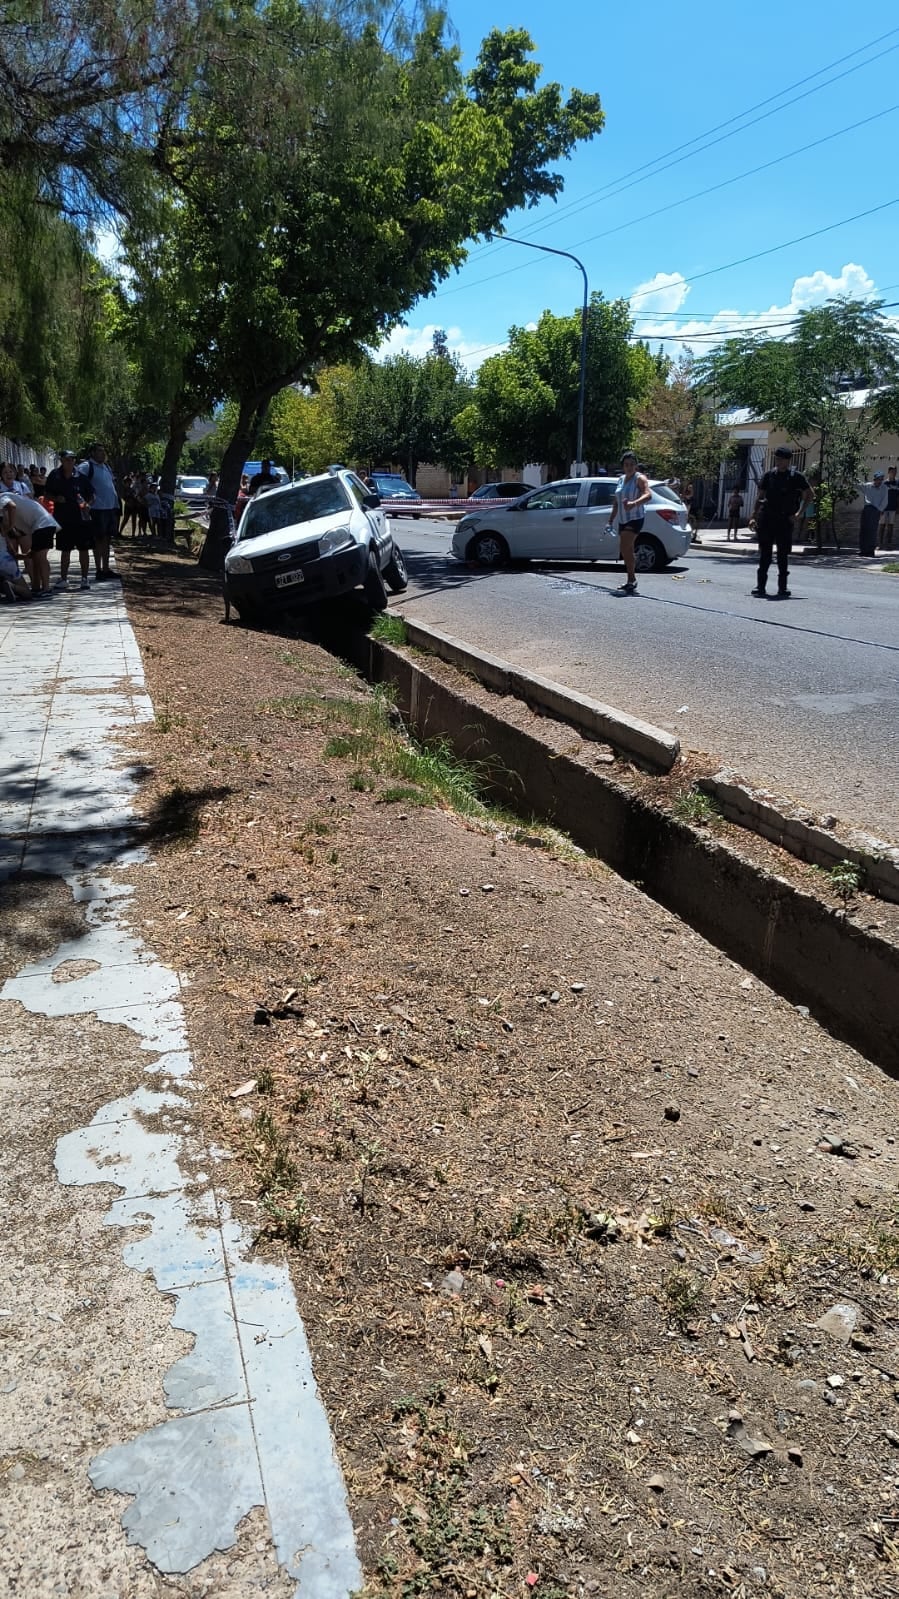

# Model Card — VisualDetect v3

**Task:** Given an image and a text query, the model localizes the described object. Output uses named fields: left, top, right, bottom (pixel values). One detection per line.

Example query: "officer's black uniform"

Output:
left=753, top=465, right=810, bottom=596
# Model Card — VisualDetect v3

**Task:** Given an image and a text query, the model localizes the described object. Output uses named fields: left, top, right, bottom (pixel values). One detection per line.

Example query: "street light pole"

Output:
left=486, top=232, right=589, bottom=474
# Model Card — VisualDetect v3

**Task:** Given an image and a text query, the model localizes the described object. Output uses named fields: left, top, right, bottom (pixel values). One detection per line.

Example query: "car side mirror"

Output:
left=364, top=491, right=381, bottom=508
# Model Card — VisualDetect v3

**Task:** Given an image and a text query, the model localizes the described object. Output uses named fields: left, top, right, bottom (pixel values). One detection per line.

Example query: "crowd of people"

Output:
left=0, top=445, right=176, bottom=603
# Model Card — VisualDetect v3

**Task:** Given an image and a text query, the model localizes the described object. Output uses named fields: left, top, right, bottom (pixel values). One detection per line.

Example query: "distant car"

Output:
left=369, top=473, right=422, bottom=517
left=451, top=477, right=690, bottom=573
left=223, top=468, right=408, bottom=621
left=468, top=482, right=531, bottom=501
left=177, top=475, right=209, bottom=502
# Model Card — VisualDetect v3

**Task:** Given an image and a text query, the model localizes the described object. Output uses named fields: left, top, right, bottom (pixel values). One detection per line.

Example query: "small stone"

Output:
left=664, top=1105, right=681, bottom=1122
left=814, top=1304, right=858, bottom=1344
left=798, top=1200, right=816, bottom=1212
left=751, top=1566, right=768, bottom=1586
left=673, top=1246, right=687, bottom=1263
left=885, top=1429, right=899, bottom=1448
left=440, top=1270, right=465, bottom=1296
left=687, top=1066, right=699, bottom=1078
left=797, top=1379, right=819, bottom=1394
left=827, top=1374, right=844, bottom=1389
left=647, top=1474, right=666, bottom=1492
left=253, top=1007, right=270, bottom=1026
left=570, top=982, right=585, bottom=993
left=787, top=1447, right=803, bottom=1466
left=8, top=1464, right=24, bottom=1482
left=549, top=991, right=561, bottom=1003
left=481, top=883, right=495, bottom=893
left=795, top=1005, right=810, bottom=1016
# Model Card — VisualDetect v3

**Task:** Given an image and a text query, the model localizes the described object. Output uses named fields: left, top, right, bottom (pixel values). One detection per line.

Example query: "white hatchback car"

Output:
left=224, top=469, right=408, bottom=621
left=451, top=477, right=690, bottom=572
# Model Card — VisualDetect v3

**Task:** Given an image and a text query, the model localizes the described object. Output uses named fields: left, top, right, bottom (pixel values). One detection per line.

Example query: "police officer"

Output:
left=749, top=445, right=812, bottom=599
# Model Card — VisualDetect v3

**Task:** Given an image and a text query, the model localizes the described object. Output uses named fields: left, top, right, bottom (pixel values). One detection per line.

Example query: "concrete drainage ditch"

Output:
left=345, top=627, right=898, bottom=1076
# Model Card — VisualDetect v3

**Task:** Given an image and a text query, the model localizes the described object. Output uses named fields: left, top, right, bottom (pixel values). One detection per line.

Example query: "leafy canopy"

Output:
left=457, top=294, right=654, bottom=472
left=135, top=3, right=604, bottom=496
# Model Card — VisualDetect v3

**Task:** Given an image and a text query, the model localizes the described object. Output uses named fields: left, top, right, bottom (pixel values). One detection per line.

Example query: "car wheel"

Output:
left=363, top=546, right=389, bottom=611
left=384, top=542, right=409, bottom=593
left=468, top=530, right=509, bottom=568
left=634, top=535, right=667, bottom=572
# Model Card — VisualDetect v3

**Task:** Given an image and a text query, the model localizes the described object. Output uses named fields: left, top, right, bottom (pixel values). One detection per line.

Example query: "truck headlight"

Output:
left=318, top=527, right=354, bottom=557
left=226, top=554, right=253, bottom=574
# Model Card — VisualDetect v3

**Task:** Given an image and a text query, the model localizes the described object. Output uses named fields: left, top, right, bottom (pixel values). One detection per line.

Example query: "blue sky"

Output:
left=382, top=0, right=899, bottom=366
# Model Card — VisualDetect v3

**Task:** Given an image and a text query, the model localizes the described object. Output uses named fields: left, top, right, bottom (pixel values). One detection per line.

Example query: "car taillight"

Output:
left=654, top=508, right=677, bottom=522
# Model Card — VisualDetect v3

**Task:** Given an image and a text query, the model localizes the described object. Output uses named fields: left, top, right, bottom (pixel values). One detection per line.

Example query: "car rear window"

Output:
left=240, top=478, right=350, bottom=538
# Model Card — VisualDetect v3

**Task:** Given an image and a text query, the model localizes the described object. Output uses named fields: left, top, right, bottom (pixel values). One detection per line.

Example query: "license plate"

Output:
left=274, top=568, right=305, bottom=589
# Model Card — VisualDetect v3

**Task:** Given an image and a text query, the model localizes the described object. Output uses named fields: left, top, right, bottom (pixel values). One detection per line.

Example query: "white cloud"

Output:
left=629, top=271, right=690, bottom=315
left=374, top=322, right=502, bottom=369
left=632, top=262, right=886, bottom=355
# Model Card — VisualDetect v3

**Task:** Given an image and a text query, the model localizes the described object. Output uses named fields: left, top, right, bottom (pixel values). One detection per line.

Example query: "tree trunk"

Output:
left=197, top=393, right=274, bottom=572
left=159, top=417, right=189, bottom=499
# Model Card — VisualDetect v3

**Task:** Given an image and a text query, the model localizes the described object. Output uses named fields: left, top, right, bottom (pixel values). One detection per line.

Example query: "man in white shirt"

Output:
left=859, top=470, right=889, bottom=556
left=78, top=443, right=120, bottom=581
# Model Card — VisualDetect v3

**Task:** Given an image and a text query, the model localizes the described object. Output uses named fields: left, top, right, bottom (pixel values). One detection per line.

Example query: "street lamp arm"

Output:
left=484, top=232, right=589, bottom=473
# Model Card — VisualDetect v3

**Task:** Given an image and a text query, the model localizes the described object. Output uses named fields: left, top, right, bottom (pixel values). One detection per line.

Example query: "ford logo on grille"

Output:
left=277, top=551, right=292, bottom=562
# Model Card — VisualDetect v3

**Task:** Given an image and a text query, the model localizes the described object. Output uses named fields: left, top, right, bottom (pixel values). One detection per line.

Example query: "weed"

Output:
left=827, top=857, right=863, bottom=904
left=379, top=1387, right=512, bottom=1596
left=747, top=1243, right=794, bottom=1303
left=262, top=1191, right=309, bottom=1247
left=662, top=1268, right=703, bottom=1326
left=673, top=787, right=719, bottom=826
left=370, top=613, right=407, bottom=646
left=377, top=784, right=425, bottom=805
left=883, top=561, right=899, bottom=574
left=255, top=1066, right=274, bottom=1096
left=350, top=770, right=375, bottom=792
left=250, top=1110, right=299, bottom=1194
left=507, top=1208, right=529, bottom=1240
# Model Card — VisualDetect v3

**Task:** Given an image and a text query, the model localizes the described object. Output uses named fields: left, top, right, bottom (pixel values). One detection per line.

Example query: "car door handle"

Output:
left=562, top=514, right=575, bottom=521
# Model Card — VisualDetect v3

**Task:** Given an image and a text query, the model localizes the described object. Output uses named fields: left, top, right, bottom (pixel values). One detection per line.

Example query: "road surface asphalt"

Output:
left=388, top=518, right=899, bottom=841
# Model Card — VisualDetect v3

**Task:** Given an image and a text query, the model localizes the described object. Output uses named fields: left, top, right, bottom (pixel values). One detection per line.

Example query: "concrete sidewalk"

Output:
left=0, top=569, right=360, bottom=1595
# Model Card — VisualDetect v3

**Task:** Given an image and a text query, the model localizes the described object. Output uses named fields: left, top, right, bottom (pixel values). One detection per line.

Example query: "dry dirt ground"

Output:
left=115, top=548, right=899, bottom=1599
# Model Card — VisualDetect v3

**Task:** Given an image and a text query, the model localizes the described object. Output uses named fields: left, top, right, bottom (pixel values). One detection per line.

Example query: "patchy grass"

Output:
left=825, top=857, right=864, bottom=904
left=882, top=561, right=899, bottom=574
left=370, top=613, right=408, bottom=646
left=672, top=786, right=720, bottom=826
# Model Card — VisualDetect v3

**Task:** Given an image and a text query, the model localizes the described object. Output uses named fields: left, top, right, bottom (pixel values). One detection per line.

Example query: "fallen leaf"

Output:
left=478, top=1334, right=493, bottom=1362
left=228, top=1079, right=257, bottom=1098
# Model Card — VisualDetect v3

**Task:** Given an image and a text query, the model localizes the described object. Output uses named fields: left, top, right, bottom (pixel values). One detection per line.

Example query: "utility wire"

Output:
left=463, top=24, right=899, bottom=261
left=437, top=102, right=899, bottom=304
left=628, top=197, right=899, bottom=301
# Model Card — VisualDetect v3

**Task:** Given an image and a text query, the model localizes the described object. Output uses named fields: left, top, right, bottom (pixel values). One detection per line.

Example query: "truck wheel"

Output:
left=363, top=547, right=389, bottom=610
left=384, top=543, right=409, bottom=593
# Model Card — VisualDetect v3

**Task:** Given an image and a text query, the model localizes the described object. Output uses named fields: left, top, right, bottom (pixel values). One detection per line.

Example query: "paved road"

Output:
left=387, top=517, right=899, bottom=840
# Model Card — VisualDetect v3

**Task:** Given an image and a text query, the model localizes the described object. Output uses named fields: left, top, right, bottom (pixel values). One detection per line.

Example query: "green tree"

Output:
left=269, top=370, right=354, bottom=475
left=634, top=357, right=734, bottom=483
left=0, top=0, right=216, bottom=214
left=457, top=294, right=653, bottom=475
left=341, top=335, right=472, bottom=483
left=698, top=298, right=899, bottom=545
left=136, top=4, right=602, bottom=549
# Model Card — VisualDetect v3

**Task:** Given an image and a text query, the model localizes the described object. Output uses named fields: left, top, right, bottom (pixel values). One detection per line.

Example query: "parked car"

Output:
left=451, top=477, right=690, bottom=572
left=223, top=468, right=408, bottom=621
left=176, top=475, right=209, bottom=502
left=369, top=473, right=422, bottom=517
left=468, top=481, right=531, bottom=501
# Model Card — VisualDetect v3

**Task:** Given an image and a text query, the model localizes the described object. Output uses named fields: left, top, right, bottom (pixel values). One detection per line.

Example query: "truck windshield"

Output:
left=240, top=479, right=350, bottom=539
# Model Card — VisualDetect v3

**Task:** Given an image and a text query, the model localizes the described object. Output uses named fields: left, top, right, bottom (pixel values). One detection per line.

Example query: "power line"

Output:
left=438, top=102, right=899, bottom=304
left=564, top=105, right=899, bottom=256
left=628, top=197, right=899, bottom=302
left=463, top=24, right=899, bottom=262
